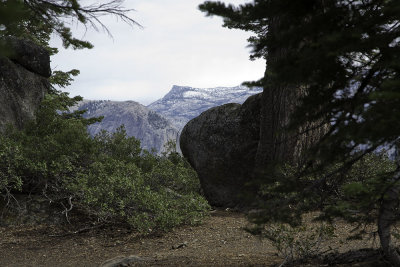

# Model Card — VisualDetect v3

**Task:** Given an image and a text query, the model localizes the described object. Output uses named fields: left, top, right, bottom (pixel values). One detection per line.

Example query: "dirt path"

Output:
left=0, top=210, right=385, bottom=266
left=0, top=210, right=281, bottom=266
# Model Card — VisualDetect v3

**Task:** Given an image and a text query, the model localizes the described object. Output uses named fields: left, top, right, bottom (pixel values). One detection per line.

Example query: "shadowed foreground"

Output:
left=0, top=210, right=388, bottom=266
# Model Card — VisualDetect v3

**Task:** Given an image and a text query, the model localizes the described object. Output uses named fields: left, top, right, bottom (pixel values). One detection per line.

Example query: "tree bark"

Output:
left=255, top=16, right=294, bottom=172
left=255, top=75, right=301, bottom=167
left=254, top=16, right=326, bottom=175
left=378, top=145, right=400, bottom=266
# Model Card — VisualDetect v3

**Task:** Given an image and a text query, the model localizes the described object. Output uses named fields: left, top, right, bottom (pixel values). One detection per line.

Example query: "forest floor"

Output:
left=0, top=209, right=392, bottom=267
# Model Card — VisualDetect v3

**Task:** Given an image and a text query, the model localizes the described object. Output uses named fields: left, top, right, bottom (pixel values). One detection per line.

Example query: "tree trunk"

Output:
left=254, top=16, right=326, bottom=175
left=378, top=145, right=400, bottom=266
left=255, top=76, right=301, bottom=167
left=255, top=16, right=294, bottom=173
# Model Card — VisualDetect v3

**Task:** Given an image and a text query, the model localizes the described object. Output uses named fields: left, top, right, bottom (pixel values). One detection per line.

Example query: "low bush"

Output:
left=68, top=131, right=209, bottom=233
left=0, top=92, right=210, bottom=233
left=249, top=152, right=396, bottom=263
left=259, top=222, right=334, bottom=264
left=0, top=135, right=23, bottom=199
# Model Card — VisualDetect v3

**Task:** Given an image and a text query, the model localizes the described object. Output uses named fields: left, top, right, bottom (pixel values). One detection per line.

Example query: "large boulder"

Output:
left=5, top=37, right=52, bottom=77
left=180, top=93, right=262, bottom=207
left=0, top=38, right=51, bottom=131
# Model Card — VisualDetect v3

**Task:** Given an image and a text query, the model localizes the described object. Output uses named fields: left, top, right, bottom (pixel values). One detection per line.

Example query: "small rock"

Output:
left=100, top=255, right=144, bottom=267
left=172, top=241, right=188, bottom=249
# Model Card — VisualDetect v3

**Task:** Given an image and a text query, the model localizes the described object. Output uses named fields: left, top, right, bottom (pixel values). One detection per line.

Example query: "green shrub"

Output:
left=322, top=152, right=396, bottom=227
left=2, top=94, right=95, bottom=195
left=0, top=135, right=23, bottom=196
left=67, top=133, right=209, bottom=232
left=250, top=152, right=395, bottom=262
left=0, top=93, right=210, bottom=232
left=145, top=156, right=201, bottom=194
left=259, top=222, right=334, bottom=264
left=66, top=153, right=210, bottom=232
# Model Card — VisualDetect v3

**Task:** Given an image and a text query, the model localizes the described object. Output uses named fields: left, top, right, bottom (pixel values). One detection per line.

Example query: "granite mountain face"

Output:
left=73, top=85, right=262, bottom=153
left=72, top=100, right=179, bottom=153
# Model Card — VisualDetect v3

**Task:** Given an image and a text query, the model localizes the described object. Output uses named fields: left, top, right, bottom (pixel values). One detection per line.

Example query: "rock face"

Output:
left=0, top=37, right=51, bottom=131
left=5, top=37, right=52, bottom=77
left=148, top=85, right=262, bottom=130
left=180, top=93, right=262, bottom=207
left=73, top=100, right=179, bottom=153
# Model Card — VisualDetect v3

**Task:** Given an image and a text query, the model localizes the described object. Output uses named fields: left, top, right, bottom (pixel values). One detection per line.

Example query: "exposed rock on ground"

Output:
left=100, top=255, right=146, bottom=267
left=180, top=93, right=262, bottom=207
left=0, top=37, right=50, bottom=131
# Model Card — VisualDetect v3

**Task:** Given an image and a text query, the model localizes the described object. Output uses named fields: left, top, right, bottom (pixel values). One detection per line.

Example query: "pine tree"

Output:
left=200, top=0, right=400, bottom=264
left=200, top=1, right=327, bottom=173
left=0, top=0, right=140, bottom=55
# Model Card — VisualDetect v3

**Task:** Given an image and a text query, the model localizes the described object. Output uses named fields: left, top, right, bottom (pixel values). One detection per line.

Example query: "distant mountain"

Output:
left=71, top=85, right=262, bottom=153
left=147, top=85, right=263, bottom=130
left=72, top=100, right=179, bottom=153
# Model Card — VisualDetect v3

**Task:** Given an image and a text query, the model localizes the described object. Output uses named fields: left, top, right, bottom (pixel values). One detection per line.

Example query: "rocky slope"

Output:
left=73, top=100, right=179, bottom=153
left=147, top=85, right=263, bottom=130
left=0, top=37, right=51, bottom=132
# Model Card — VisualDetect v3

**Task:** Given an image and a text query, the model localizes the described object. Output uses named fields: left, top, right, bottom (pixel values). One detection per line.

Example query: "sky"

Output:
left=50, top=0, right=265, bottom=105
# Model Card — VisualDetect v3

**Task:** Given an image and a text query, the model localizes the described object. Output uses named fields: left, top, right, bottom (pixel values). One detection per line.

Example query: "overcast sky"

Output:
left=50, top=0, right=265, bottom=105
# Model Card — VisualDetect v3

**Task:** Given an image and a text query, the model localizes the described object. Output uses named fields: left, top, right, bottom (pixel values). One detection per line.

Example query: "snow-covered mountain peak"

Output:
left=148, top=85, right=262, bottom=130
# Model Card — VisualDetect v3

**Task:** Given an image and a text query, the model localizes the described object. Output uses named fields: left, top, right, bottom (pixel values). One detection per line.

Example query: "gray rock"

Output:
left=172, top=241, right=188, bottom=249
left=73, top=100, right=179, bottom=153
left=100, top=255, right=145, bottom=267
left=180, top=93, right=262, bottom=207
left=4, top=37, right=51, bottom=78
left=0, top=38, right=51, bottom=131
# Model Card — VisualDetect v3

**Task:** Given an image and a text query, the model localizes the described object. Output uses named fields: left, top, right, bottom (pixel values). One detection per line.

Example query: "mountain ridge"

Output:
left=72, top=85, right=263, bottom=153
left=147, top=85, right=262, bottom=130
left=72, top=100, right=179, bottom=153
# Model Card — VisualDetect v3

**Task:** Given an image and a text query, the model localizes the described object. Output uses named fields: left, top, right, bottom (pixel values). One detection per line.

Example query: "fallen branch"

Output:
left=48, top=223, right=104, bottom=237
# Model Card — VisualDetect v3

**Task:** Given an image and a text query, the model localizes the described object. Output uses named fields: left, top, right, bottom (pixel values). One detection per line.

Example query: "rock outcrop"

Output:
left=0, top=37, right=51, bottom=131
left=180, top=93, right=262, bottom=207
left=72, top=100, right=179, bottom=153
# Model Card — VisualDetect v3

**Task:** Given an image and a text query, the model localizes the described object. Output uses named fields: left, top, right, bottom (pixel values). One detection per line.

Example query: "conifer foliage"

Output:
left=201, top=0, right=400, bottom=264
left=0, top=0, right=139, bottom=52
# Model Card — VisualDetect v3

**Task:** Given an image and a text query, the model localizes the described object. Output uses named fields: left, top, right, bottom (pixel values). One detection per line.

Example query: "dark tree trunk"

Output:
left=255, top=76, right=301, bottom=167
left=255, top=16, right=293, bottom=172
left=254, top=17, right=325, bottom=175
left=378, top=145, right=400, bottom=266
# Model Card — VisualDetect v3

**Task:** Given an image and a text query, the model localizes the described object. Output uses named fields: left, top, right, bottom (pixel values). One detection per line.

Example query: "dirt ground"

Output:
left=0, top=209, right=390, bottom=266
